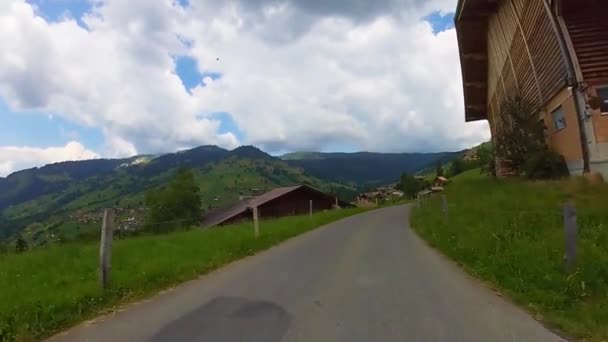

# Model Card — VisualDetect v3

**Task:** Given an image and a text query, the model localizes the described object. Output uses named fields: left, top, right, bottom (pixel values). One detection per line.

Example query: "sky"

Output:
left=0, top=0, right=490, bottom=176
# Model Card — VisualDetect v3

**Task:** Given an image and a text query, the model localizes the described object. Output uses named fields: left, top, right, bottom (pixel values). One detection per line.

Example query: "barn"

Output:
left=201, top=185, right=351, bottom=228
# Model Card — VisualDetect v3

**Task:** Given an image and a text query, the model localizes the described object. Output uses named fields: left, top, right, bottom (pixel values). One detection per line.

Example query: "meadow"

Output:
left=411, top=169, right=608, bottom=341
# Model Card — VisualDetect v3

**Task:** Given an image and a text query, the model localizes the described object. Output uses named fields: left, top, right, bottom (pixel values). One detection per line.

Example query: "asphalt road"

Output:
left=49, top=205, right=566, bottom=342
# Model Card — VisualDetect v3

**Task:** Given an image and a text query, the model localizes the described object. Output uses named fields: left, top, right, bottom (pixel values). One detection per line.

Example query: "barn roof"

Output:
left=201, top=184, right=350, bottom=228
left=248, top=185, right=302, bottom=208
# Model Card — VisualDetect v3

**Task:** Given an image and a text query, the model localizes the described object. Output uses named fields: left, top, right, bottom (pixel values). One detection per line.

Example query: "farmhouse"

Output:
left=456, top=0, right=608, bottom=178
left=201, top=185, right=350, bottom=228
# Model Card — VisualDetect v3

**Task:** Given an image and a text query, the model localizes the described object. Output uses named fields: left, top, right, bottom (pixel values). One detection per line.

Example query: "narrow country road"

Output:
left=49, top=206, right=565, bottom=342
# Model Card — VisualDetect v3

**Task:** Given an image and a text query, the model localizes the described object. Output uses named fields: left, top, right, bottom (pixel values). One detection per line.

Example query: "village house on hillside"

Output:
left=201, top=185, right=351, bottom=228
left=456, top=0, right=608, bottom=178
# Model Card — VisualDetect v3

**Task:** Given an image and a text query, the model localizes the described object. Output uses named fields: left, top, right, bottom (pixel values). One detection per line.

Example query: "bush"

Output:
left=524, top=149, right=569, bottom=179
left=15, top=236, right=28, bottom=253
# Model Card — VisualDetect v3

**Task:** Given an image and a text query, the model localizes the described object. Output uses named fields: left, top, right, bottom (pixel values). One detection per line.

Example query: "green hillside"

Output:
left=0, top=147, right=356, bottom=247
left=281, top=150, right=462, bottom=186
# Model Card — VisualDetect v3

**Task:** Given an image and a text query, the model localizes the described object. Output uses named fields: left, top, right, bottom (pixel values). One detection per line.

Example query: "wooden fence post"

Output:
left=309, top=200, right=313, bottom=218
left=99, top=208, right=114, bottom=289
left=441, top=195, right=448, bottom=220
left=563, top=203, right=577, bottom=273
left=253, top=206, right=260, bottom=238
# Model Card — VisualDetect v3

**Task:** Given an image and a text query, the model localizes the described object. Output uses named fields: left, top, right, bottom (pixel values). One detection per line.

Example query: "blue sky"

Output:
left=425, top=11, right=455, bottom=34
left=26, top=0, right=91, bottom=27
left=0, top=99, right=105, bottom=150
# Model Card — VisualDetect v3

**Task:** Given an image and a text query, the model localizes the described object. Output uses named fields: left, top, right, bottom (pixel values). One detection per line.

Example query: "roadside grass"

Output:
left=411, top=169, right=608, bottom=341
left=0, top=207, right=366, bottom=341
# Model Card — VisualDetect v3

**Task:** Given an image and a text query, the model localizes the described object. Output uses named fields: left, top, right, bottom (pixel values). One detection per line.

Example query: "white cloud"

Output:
left=0, top=0, right=489, bottom=168
left=0, top=141, right=99, bottom=176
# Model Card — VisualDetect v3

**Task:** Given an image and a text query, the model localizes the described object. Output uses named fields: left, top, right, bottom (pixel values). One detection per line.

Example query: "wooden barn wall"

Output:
left=257, top=188, right=335, bottom=220
left=486, top=0, right=568, bottom=131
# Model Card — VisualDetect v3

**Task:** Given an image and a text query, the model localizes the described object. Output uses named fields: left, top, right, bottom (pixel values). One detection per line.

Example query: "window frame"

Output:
left=551, top=105, right=567, bottom=132
left=597, top=86, right=608, bottom=116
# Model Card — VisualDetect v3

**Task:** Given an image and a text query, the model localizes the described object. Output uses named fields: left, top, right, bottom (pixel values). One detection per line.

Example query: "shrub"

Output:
left=524, top=149, right=569, bottom=179
left=494, top=96, right=568, bottom=179
left=15, top=236, right=28, bottom=253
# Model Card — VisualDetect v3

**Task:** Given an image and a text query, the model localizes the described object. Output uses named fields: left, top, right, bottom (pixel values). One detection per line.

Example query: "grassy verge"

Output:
left=0, top=207, right=365, bottom=341
left=411, top=169, right=608, bottom=341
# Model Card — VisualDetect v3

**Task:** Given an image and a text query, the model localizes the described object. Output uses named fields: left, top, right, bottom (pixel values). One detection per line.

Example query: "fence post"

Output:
left=563, top=203, right=577, bottom=273
left=309, top=200, right=313, bottom=218
left=99, top=208, right=114, bottom=289
left=417, top=193, right=421, bottom=208
left=441, top=195, right=448, bottom=220
left=253, top=206, right=260, bottom=238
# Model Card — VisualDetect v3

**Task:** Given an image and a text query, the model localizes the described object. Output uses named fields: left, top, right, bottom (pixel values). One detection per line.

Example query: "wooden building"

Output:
left=456, top=0, right=608, bottom=177
left=201, top=185, right=351, bottom=228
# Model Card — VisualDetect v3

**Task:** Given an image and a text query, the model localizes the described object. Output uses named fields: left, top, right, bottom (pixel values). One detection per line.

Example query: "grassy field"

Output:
left=0, top=207, right=365, bottom=341
left=411, top=169, right=608, bottom=341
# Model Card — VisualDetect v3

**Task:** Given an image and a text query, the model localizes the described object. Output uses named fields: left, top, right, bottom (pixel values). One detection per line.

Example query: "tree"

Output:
left=435, top=162, right=444, bottom=178
left=494, top=96, right=568, bottom=179
left=398, top=173, right=423, bottom=199
left=15, top=235, right=28, bottom=253
left=494, top=96, right=546, bottom=174
left=144, top=168, right=201, bottom=233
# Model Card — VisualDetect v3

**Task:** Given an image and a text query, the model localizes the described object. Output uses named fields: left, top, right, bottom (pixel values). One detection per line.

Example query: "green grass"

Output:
left=411, top=169, right=608, bottom=341
left=0, top=207, right=365, bottom=341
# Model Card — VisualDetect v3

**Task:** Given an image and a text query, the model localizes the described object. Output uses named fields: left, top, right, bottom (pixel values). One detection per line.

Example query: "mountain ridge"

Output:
left=0, top=144, right=464, bottom=244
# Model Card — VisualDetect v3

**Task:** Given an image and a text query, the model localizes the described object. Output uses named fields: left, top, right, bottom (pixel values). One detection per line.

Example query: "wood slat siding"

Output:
left=486, top=0, right=568, bottom=127
left=563, top=3, right=608, bottom=86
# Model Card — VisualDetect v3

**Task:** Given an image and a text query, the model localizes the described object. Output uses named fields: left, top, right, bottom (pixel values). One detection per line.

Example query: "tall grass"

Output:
left=0, top=207, right=365, bottom=341
left=411, top=169, right=608, bottom=341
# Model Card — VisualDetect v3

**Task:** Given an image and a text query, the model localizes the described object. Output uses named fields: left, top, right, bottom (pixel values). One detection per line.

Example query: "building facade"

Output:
left=456, top=0, right=608, bottom=177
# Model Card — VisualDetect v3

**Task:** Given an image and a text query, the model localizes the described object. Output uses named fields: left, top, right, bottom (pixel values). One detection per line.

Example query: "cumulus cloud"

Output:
left=0, top=0, right=489, bottom=167
left=0, top=141, right=99, bottom=176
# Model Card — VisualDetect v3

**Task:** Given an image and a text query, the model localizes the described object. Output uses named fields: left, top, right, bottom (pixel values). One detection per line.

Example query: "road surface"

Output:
left=49, top=205, right=565, bottom=342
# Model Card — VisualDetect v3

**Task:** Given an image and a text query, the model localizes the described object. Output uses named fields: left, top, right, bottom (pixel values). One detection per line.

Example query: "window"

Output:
left=598, top=87, right=608, bottom=115
left=552, top=106, right=566, bottom=131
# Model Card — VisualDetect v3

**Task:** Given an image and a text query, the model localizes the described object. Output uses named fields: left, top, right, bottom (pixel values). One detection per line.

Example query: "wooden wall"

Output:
left=486, top=0, right=568, bottom=133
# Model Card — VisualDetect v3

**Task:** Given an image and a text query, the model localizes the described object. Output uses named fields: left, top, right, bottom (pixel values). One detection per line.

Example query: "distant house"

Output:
left=201, top=185, right=351, bottom=228
left=435, top=176, right=448, bottom=186
left=391, top=190, right=404, bottom=197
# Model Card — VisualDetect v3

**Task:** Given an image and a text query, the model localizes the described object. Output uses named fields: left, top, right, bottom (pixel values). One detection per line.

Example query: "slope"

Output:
left=282, top=151, right=462, bottom=186
left=0, top=146, right=356, bottom=245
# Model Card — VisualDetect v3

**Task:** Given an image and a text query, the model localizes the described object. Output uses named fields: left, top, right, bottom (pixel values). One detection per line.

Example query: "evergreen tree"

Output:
left=144, top=168, right=201, bottom=233
left=398, top=173, right=423, bottom=199
left=15, top=235, right=28, bottom=253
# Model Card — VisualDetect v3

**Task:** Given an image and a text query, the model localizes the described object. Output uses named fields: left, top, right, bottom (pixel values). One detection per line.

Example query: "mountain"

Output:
left=0, top=146, right=355, bottom=244
left=0, top=145, right=465, bottom=246
left=281, top=151, right=463, bottom=187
